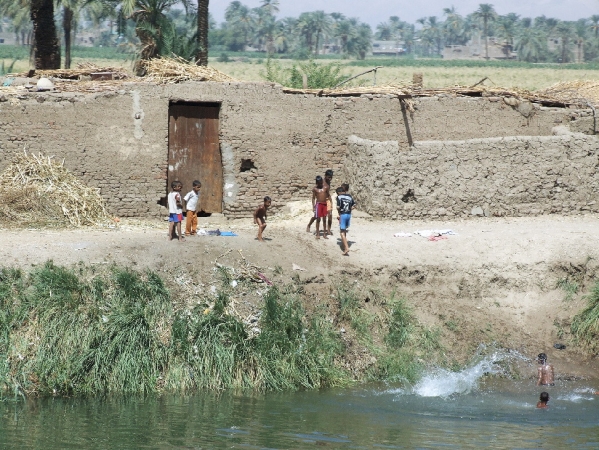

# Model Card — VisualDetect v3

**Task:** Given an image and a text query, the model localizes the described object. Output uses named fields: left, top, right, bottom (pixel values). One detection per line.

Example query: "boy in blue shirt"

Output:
left=336, top=186, right=355, bottom=255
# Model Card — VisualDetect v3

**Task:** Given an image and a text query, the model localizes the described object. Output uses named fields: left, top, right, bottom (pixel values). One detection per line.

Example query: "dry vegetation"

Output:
left=210, top=59, right=599, bottom=91
left=0, top=153, right=110, bottom=228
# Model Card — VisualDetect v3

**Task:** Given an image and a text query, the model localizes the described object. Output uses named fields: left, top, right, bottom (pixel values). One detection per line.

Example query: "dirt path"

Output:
left=2, top=211, right=599, bottom=379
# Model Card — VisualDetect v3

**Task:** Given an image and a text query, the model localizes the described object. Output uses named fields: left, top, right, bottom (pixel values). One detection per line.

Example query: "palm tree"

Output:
left=260, top=0, right=278, bottom=16
left=31, top=0, right=61, bottom=68
left=473, top=3, right=497, bottom=59
left=443, top=7, right=466, bottom=46
left=347, top=23, right=372, bottom=59
left=590, top=15, right=599, bottom=39
left=194, top=0, right=208, bottom=65
left=310, top=10, right=331, bottom=56
left=334, top=18, right=356, bottom=55
left=119, top=0, right=187, bottom=64
left=495, top=16, right=517, bottom=57
left=297, top=11, right=331, bottom=56
left=0, top=0, right=32, bottom=46
left=253, top=7, right=277, bottom=53
left=400, top=24, right=415, bottom=54
left=574, top=19, right=588, bottom=63
left=555, top=22, right=574, bottom=63
left=515, top=25, right=544, bottom=62
left=59, top=0, right=106, bottom=68
left=376, top=22, right=392, bottom=40
left=225, top=2, right=254, bottom=50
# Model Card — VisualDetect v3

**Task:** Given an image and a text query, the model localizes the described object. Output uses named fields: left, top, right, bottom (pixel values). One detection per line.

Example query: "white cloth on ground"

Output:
left=413, top=229, right=457, bottom=238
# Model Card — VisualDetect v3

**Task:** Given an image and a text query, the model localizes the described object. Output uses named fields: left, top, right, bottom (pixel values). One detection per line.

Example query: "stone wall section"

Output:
left=0, top=80, right=587, bottom=218
left=345, top=133, right=599, bottom=219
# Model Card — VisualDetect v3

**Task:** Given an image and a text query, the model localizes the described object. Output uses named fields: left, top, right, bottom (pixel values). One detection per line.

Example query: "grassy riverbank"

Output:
left=0, top=261, right=443, bottom=397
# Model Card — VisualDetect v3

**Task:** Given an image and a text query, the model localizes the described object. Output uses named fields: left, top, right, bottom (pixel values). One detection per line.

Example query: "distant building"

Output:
left=372, top=40, right=405, bottom=56
left=442, top=35, right=516, bottom=60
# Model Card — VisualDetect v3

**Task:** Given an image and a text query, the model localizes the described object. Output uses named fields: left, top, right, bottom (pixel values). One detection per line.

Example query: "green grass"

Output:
left=346, top=57, right=599, bottom=71
left=335, top=282, right=443, bottom=384
left=571, top=282, right=599, bottom=353
left=0, top=262, right=350, bottom=397
left=0, top=263, right=450, bottom=397
left=0, top=45, right=134, bottom=61
left=557, top=277, right=579, bottom=302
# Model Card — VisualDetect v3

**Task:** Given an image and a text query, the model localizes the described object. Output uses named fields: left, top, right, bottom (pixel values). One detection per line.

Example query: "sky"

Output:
left=210, top=0, right=598, bottom=27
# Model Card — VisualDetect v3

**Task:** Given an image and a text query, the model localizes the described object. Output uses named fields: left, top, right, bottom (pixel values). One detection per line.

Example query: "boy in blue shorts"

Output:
left=336, top=186, right=355, bottom=255
left=168, top=181, right=184, bottom=241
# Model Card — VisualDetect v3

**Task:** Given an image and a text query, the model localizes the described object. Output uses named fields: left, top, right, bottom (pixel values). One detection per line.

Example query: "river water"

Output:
left=2, top=352, right=598, bottom=449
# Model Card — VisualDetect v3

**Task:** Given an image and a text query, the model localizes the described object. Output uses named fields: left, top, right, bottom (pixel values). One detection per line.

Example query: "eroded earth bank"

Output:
left=2, top=210, right=599, bottom=387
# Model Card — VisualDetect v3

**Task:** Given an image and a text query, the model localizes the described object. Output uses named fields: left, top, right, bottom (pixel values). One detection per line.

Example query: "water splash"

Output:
left=413, top=347, right=524, bottom=398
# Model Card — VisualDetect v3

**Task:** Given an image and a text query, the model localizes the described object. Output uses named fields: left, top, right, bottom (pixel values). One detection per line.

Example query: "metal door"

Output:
left=168, top=102, right=222, bottom=213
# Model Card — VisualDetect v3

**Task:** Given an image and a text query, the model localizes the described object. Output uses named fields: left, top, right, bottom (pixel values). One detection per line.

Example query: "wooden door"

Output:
left=168, top=102, right=222, bottom=213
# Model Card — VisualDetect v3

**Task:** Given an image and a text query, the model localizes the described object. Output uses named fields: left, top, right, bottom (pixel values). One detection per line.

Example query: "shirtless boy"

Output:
left=306, top=170, right=333, bottom=234
left=253, top=196, right=271, bottom=242
left=536, top=392, right=550, bottom=408
left=536, top=353, right=555, bottom=386
left=311, top=176, right=330, bottom=239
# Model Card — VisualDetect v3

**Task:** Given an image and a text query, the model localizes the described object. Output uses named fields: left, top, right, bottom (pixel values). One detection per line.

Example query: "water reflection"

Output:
left=1, top=381, right=598, bottom=449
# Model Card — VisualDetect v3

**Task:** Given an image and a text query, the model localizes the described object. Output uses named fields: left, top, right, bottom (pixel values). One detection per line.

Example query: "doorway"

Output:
left=167, top=102, right=223, bottom=213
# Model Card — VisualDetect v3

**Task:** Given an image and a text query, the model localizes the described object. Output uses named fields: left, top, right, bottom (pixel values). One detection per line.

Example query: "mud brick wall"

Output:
left=345, top=133, right=599, bottom=219
left=0, top=80, right=585, bottom=218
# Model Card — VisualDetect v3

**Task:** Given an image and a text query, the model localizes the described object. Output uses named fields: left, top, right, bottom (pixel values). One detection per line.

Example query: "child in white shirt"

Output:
left=183, top=180, right=201, bottom=236
left=167, top=181, right=184, bottom=241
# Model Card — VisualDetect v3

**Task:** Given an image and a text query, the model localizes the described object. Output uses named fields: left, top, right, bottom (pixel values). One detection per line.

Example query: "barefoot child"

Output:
left=306, top=169, right=333, bottom=234
left=336, top=185, right=355, bottom=255
left=168, top=181, right=184, bottom=241
left=254, top=196, right=271, bottom=242
left=183, top=180, right=201, bottom=236
left=311, top=176, right=330, bottom=239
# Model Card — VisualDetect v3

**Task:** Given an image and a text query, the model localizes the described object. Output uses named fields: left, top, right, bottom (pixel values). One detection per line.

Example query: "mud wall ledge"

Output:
left=344, top=133, right=599, bottom=219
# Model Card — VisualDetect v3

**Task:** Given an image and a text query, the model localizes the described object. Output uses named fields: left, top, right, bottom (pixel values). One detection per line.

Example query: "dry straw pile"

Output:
left=537, top=80, right=599, bottom=106
left=13, top=62, right=130, bottom=80
left=0, top=153, right=110, bottom=228
left=140, top=56, right=236, bottom=83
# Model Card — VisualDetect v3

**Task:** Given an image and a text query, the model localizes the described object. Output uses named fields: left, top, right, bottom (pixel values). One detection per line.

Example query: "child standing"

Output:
left=254, top=196, right=271, bottom=242
left=311, top=176, right=330, bottom=239
left=183, top=180, right=201, bottom=236
left=336, top=186, right=355, bottom=255
left=168, top=181, right=184, bottom=241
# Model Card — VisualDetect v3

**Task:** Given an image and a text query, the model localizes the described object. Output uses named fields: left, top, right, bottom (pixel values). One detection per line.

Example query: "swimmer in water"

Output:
left=536, top=353, right=555, bottom=386
left=536, top=392, right=550, bottom=408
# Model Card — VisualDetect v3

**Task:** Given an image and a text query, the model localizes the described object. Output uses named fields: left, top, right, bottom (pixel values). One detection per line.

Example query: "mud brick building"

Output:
left=0, top=80, right=595, bottom=219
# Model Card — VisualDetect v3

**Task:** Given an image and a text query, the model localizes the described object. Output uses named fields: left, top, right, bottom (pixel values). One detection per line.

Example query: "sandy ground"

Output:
left=2, top=209, right=599, bottom=378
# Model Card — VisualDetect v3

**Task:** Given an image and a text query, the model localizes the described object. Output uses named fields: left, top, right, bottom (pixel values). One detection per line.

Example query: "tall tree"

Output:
left=443, top=7, right=466, bottom=46
left=224, top=1, right=254, bottom=50
left=495, top=16, right=517, bottom=57
left=574, top=19, right=588, bottom=63
left=473, top=3, right=497, bottom=59
left=259, top=0, right=278, bottom=15
left=590, top=15, right=599, bottom=39
left=515, top=24, right=544, bottom=62
left=310, top=10, right=331, bottom=56
left=197, top=0, right=209, bottom=65
left=31, top=0, right=61, bottom=68
left=555, top=22, right=574, bottom=63
left=376, top=22, right=392, bottom=40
